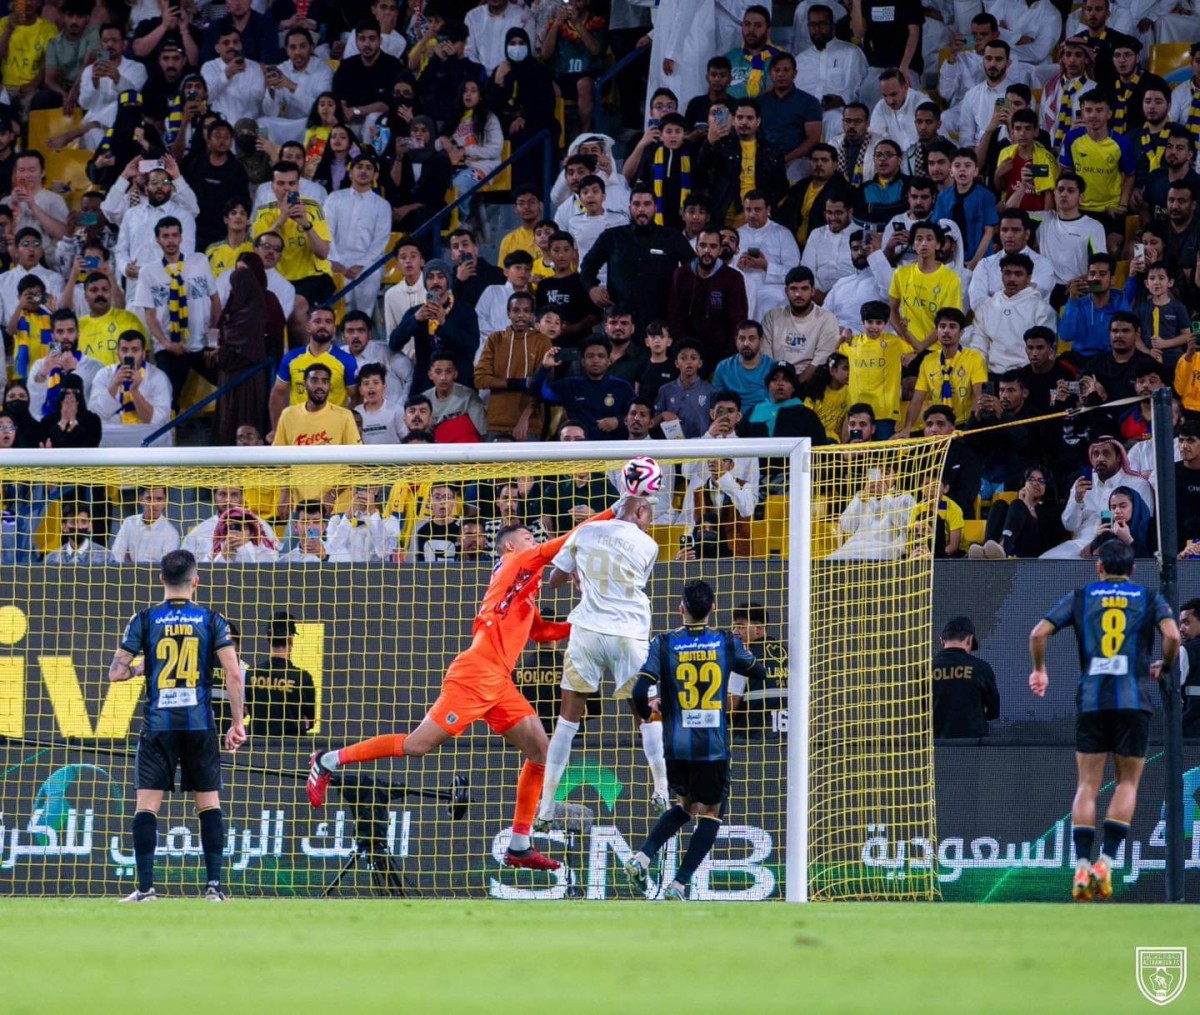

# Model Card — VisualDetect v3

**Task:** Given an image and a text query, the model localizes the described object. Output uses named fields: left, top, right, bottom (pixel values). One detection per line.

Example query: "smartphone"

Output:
left=747, top=247, right=762, bottom=259
left=82, top=255, right=100, bottom=270
left=713, top=106, right=729, bottom=128
left=994, top=98, right=1009, bottom=111
left=257, top=124, right=269, bottom=138
left=1100, top=511, right=1113, bottom=526
left=122, top=355, right=135, bottom=369
left=287, top=191, right=300, bottom=205
left=1066, top=380, right=1082, bottom=395
left=648, top=118, right=661, bottom=129
left=848, top=428, right=864, bottom=442
left=80, top=212, right=100, bottom=227
left=892, top=222, right=905, bottom=233
left=1134, top=243, right=1146, bottom=260
left=1085, top=281, right=1106, bottom=294
left=137, top=159, right=162, bottom=174
left=982, top=382, right=995, bottom=397
left=306, top=527, right=321, bottom=540
left=425, top=293, right=440, bottom=305
left=556, top=346, right=581, bottom=363
left=1029, top=163, right=1050, bottom=178
left=185, top=85, right=200, bottom=101
left=460, top=251, right=474, bottom=262
left=679, top=532, right=694, bottom=552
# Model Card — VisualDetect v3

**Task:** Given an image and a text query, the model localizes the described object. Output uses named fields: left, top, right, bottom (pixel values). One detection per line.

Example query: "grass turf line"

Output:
left=1, top=900, right=1194, bottom=1015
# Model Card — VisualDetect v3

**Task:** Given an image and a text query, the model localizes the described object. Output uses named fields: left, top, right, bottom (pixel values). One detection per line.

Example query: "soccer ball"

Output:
left=621, top=456, right=663, bottom=497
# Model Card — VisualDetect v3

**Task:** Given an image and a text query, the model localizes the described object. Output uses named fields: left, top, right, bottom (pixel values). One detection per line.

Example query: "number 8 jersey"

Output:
left=640, top=625, right=761, bottom=761
left=120, top=598, right=233, bottom=732
left=1043, top=579, right=1173, bottom=713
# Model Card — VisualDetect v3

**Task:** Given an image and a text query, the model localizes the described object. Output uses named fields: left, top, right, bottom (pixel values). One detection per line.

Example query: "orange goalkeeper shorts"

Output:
left=427, top=664, right=536, bottom=737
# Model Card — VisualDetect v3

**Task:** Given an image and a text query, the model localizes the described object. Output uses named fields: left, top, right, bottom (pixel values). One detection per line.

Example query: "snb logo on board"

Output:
left=1136, top=948, right=1187, bottom=1006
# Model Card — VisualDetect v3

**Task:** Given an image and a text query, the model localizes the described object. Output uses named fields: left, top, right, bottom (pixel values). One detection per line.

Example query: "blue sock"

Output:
left=639, top=805, right=690, bottom=860
left=1101, top=819, right=1129, bottom=861
left=1072, top=825, right=1095, bottom=864
left=132, top=810, right=158, bottom=893
left=198, top=807, right=224, bottom=886
left=675, top=815, right=722, bottom=885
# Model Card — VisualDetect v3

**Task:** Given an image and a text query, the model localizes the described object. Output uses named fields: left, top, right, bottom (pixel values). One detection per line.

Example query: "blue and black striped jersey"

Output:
left=121, top=598, right=232, bottom=732
left=639, top=625, right=761, bottom=761
left=1043, top=579, right=1172, bottom=713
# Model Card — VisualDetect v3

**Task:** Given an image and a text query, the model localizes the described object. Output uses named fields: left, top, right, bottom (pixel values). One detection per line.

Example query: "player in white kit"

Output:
left=536, top=495, right=669, bottom=825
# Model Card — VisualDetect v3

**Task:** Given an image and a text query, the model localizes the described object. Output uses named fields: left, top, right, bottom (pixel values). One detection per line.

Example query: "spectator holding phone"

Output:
left=1058, top=252, right=1131, bottom=359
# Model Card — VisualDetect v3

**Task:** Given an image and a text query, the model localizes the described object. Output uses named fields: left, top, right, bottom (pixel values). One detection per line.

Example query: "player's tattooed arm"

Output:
left=108, top=648, right=137, bottom=683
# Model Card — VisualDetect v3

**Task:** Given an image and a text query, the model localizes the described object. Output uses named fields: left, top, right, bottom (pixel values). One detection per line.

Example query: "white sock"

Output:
left=538, top=717, right=579, bottom=818
left=640, top=721, right=669, bottom=798
left=509, top=832, right=531, bottom=852
left=319, top=750, right=340, bottom=772
left=635, top=851, right=651, bottom=867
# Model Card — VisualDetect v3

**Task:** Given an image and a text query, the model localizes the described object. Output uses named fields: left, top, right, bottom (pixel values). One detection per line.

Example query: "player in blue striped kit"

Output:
left=1029, top=541, right=1179, bottom=902
left=109, top=550, right=246, bottom=902
left=625, top=579, right=766, bottom=900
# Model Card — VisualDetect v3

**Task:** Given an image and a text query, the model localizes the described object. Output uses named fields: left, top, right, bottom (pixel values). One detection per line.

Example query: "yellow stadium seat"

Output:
left=27, top=108, right=82, bottom=154
left=179, top=370, right=216, bottom=414
left=1150, top=42, right=1191, bottom=80
left=554, top=93, right=567, bottom=148
left=481, top=140, right=513, bottom=194
left=381, top=232, right=406, bottom=285
left=650, top=523, right=686, bottom=558
left=991, top=491, right=1018, bottom=507
left=961, top=520, right=986, bottom=547
left=34, top=499, right=63, bottom=554
left=1114, top=259, right=1130, bottom=288
left=42, top=149, right=92, bottom=210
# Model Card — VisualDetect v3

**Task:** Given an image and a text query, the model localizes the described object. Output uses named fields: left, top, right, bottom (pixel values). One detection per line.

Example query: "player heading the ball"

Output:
left=537, top=477, right=666, bottom=830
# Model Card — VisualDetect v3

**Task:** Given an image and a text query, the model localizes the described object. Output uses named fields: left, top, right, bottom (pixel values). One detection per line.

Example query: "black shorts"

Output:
left=1075, top=709, right=1151, bottom=758
left=666, top=758, right=729, bottom=806
left=136, top=730, right=222, bottom=792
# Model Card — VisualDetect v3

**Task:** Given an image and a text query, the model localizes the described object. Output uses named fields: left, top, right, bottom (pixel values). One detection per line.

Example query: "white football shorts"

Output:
left=561, top=627, right=650, bottom=699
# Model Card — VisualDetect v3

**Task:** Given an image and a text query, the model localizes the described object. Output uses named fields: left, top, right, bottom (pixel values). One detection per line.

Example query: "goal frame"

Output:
left=1, top=437, right=812, bottom=902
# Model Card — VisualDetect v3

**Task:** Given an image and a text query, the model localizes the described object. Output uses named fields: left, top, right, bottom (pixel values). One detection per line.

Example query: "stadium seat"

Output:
left=1114, top=260, right=1130, bottom=288
left=42, top=149, right=91, bottom=210
left=481, top=140, right=513, bottom=194
left=33, top=499, right=63, bottom=554
left=179, top=370, right=216, bottom=415
left=991, top=491, right=1018, bottom=507
left=27, top=108, right=81, bottom=154
left=650, top=523, right=686, bottom=557
left=961, top=520, right=986, bottom=548
left=380, top=232, right=405, bottom=285
left=1150, top=42, right=1191, bottom=81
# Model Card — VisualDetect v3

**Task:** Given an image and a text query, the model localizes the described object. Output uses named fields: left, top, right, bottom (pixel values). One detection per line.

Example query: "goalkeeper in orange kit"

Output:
left=307, top=508, right=615, bottom=870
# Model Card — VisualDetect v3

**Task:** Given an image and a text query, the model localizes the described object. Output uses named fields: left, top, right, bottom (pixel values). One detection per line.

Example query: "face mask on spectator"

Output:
left=506, top=43, right=529, bottom=62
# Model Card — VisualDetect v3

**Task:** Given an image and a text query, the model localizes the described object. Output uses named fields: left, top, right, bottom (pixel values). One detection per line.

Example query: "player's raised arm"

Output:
left=532, top=505, right=617, bottom=566
left=218, top=644, right=247, bottom=752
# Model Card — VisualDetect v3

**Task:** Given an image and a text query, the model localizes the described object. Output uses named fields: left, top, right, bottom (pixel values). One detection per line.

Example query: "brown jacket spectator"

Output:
left=474, top=291, right=552, bottom=437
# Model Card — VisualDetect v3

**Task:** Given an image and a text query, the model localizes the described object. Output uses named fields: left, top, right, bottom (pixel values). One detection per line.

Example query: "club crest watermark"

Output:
left=1136, top=948, right=1187, bottom=1006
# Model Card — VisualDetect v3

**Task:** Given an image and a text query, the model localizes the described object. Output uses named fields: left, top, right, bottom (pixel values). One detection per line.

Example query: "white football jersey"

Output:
left=552, top=520, right=659, bottom=640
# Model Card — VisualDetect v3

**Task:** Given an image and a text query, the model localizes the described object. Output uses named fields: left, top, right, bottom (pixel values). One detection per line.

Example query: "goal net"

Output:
left=0, top=437, right=946, bottom=901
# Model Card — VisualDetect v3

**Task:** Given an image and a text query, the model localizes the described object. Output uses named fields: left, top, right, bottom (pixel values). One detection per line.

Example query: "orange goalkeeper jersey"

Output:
left=455, top=509, right=615, bottom=691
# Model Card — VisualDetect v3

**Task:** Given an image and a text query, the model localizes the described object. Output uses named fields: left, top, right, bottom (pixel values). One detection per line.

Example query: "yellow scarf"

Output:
left=165, top=258, right=188, bottom=344
left=120, top=367, right=146, bottom=424
left=427, top=293, right=454, bottom=335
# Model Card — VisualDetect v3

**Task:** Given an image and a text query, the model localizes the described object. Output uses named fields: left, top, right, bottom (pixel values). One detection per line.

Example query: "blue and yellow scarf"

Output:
left=164, top=258, right=189, bottom=345
left=652, top=144, right=690, bottom=226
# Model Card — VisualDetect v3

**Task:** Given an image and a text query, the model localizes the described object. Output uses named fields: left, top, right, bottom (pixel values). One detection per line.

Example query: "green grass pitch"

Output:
left=2, top=899, right=1195, bottom=1014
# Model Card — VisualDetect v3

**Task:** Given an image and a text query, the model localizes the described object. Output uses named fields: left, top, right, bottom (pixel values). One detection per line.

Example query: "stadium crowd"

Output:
left=1, top=0, right=1200, bottom=563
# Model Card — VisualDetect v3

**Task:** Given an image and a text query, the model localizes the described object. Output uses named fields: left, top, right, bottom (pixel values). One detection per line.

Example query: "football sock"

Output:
left=640, top=721, right=669, bottom=799
left=675, top=814, right=722, bottom=886
left=1100, top=819, right=1129, bottom=863
left=335, top=734, right=406, bottom=767
left=132, top=809, right=158, bottom=893
left=538, top=718, right=579, bottom=816
left=639, top=804, right=691, bottom=861
left=1072, top=825, right=1095, bottom=865
left=198, top=806, right=224, bottom=886
left=509, top=760, right=545, bottom=852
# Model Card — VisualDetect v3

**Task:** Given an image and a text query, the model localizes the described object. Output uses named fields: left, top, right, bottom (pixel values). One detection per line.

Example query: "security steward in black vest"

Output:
left=932, top=616, right=1000, bottom=738
left=245, top=612, right=316, bottom=736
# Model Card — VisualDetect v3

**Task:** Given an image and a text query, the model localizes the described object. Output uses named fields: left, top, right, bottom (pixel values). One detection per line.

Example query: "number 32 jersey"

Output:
left=121, top=598, right=233, bottom=732
left=641, top=625, right=759, bottom=761
left=1043, top=579, right=1172, bottom=713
